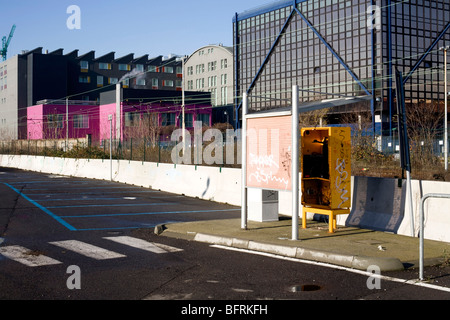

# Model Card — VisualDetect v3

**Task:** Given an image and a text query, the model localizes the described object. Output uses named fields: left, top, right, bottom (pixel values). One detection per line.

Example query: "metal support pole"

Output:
left=444, top=47, right=448, bottom=171
left=292, top=86, right=300, bottom=241
left=241, top=93, right=248, bottom=230
left=420, top=193, right=450, bottom=281
left=182, top=57, right=186, bottom=150
left=66, top=98, right=69, bottom=152
left=109, top=115, right=113, bottom=181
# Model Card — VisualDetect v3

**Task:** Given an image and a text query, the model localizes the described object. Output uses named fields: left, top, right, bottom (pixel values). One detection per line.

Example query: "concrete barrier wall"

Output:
left=1, top=154, right=449, bottom=243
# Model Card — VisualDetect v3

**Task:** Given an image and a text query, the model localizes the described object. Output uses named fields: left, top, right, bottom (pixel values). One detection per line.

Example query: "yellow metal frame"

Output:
left=302, top=207, right=350, bottom=233
left=300, top=127, right=351, bottom=234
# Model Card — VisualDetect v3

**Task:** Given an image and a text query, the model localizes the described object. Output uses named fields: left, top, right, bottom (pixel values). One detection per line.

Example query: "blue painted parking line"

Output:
left=32, top=197, right=136, bottom=202
left=7, top=180, right=88, bottom=184
left=60, top=209, right=241, bottom=219
left=29, top=196, right=184, bottom=202
left=46, top=203, right=172, bottom=209
left=22, top=186, right=152, bottom=190
left=23, top=190, right=161, bottom=196
left=3, top=183, right=77, bottom=231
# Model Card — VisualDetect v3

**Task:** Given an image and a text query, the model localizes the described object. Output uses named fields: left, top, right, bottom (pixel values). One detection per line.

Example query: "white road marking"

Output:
left=152, top=242, right=184, bottom=253
left=49, top=240, right=126, bottom=260
left=104, top=236, right=183, bottom=253
left=211, top=245, right=450, bottom=294
left=0, top=245, right=62, bottom=267
left=1, top=237, right=183, bottom=268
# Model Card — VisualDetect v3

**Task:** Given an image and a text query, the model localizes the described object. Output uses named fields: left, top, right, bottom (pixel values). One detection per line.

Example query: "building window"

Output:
left=176, top=66, right=182, bottom=74
left=208, top=61, right=217, bottom=72
left=163, top=66, right=174, bottom=73
left=163, top=80, right=174, bottom=87
left=99, top=63, right=111, bottom=70
left=222, top=87, right=228, bottom=105
left=197, top=113, right=210, bottom=126
left=221, top=74, right=227, bottom=85
left=79, top=76, right=90, bottom=83
left=221, top=59, right=228, bottom=69
left=208, top=76, right=217, bottom=87
left=148, top=65, right=157, bottom=72
left=122, top=79, right=129, bottom=88
left=119, top=64, right=131, bottom=71
left=109, top=78, right=118, bottom=84
left=73, top=114, right=89, bottom=129
left=152, top=78, right=159, bottom=88
left=185, top=113, right=193, bottom=128
left=80, top=61, right=89, bottom=71
left=47, top=114, right=64, bottom=128
left=176, top=80, right=182, bottom=88
left=161, top=113, right=176, bottom=126
left=196, top=64, right=205, bottom=74
left=97, top=76, right=104, bottom=86
left=136, top=78, right=146, bottom=86
left=125, top=112, right=140, bottom=127
left=135, top=64, right=144, bottom=72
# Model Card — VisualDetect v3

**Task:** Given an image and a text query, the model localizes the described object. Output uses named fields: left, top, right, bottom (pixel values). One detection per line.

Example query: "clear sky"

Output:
left=0, top=0, right=271, bottom=60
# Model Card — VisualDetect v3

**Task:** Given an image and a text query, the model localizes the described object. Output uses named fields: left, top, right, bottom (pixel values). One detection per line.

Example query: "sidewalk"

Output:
left=157, top=216, right=450, bottom=272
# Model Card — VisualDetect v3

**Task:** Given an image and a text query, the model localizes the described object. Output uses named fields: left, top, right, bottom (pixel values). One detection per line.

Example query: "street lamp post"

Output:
left=181, top=56, right=186, bottom=150
left=108, top=114, right=113, bottom=181
left=440, top=46, right=449, bottom=171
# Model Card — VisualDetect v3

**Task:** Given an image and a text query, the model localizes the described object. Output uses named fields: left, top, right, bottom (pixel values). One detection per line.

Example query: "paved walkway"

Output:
left=158, top=217, right=450, bottom=272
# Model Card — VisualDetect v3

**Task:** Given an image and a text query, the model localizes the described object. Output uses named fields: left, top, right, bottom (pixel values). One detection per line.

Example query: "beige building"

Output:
left=184, top=45, right=233, bottom=107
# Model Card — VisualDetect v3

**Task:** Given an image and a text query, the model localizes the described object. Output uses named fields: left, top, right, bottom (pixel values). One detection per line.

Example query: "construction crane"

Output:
left=1, top=25, right=16, bottom=61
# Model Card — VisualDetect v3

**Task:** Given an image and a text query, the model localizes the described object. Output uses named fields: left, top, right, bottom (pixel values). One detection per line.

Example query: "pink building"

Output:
left=99, top=102, right=212, bottom=142
left=98, top=87, right=212, bottom=143
left=27, top=100, right=100, bottom=142
left=27, top=89, right=212, bottom=145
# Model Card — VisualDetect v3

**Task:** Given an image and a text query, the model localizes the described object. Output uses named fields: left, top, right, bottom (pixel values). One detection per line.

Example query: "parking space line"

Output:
left=22, top=186, right=154, bottom=191
left=46, top=203, right=172, bottom=209
left=30, top=196, right=184, bottom=202
left=60, top=208, right=241, bottom=218
left=3, top=183, right=77, bottom=231
left=22, top=190, right=161, bottom=196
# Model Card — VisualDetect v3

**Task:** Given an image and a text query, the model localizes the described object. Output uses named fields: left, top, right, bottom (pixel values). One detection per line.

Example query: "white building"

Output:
left=0, top=56, right=22, bottom=140
left=184, top=45, right=233, bottom=108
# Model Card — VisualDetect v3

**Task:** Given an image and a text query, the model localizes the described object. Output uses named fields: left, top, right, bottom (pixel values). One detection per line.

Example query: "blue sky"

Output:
left=0, top=0, right=270, bottom=59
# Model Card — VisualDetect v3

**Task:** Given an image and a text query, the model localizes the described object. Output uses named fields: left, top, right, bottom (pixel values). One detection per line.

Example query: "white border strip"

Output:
left=211, top=245, right=450, bottom=294
left=0, top=245, right=62, bottom=267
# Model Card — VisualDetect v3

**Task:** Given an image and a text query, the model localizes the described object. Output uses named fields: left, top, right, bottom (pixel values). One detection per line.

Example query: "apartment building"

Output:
left=185, top=45, right=234, bottom=108
left=0, top=47, right=184, bottom=139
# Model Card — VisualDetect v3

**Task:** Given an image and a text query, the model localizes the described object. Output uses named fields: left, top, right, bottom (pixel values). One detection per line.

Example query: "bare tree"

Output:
left=406, top=100, right=444, bottom=168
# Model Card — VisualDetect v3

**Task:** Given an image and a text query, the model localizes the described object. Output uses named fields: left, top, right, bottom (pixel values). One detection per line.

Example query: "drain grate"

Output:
left=290, top=284, right=322, bottom=292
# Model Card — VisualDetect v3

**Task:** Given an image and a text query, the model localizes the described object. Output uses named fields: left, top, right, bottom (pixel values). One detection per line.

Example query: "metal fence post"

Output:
left=241, top=92, right=248, bottom=230
left=419, top=193, right=450, bottom=281
left=292, top=85, right=300, bottom=241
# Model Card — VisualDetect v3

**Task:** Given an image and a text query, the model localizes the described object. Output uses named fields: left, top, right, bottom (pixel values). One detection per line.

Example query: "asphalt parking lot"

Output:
left=0, top=167, right=240, bottom=233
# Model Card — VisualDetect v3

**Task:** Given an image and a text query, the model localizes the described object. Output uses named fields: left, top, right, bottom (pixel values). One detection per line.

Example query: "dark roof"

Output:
left=93, top=51, right=115, bottom=62
left=76, top=50, right=95, bottom=61
left=114, top=53, right=134, bottom=64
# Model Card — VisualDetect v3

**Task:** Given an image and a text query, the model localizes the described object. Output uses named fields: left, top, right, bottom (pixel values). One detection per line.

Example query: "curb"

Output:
left=189, top=233, right=405, bottom=272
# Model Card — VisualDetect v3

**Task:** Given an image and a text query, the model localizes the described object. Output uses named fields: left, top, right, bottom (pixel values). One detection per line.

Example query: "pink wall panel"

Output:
left=246, top=115, right=293, bottom=191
